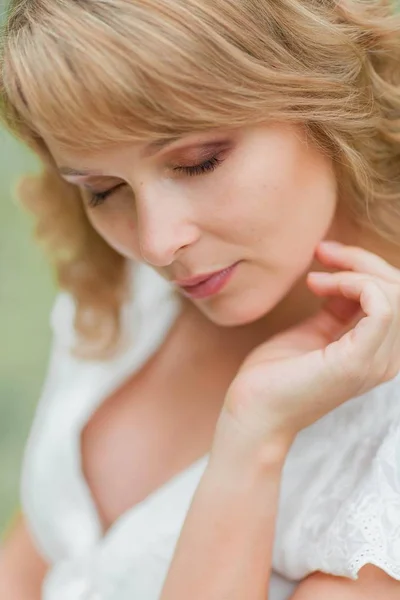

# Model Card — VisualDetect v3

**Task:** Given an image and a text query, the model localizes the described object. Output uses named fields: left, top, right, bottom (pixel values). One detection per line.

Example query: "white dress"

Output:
left=21, top=262, right=400, bottom=600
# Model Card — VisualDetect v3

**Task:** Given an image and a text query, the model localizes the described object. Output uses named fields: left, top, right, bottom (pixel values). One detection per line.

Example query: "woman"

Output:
left=1, top=0, right=400, bottom=598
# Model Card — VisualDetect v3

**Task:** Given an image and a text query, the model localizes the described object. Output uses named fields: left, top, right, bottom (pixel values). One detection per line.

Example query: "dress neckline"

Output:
left=70, top=262, right=210, bottom=547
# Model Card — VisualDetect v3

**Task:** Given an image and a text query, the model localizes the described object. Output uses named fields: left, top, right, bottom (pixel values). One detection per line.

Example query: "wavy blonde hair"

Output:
left=1, top=0, right=400, bottom=358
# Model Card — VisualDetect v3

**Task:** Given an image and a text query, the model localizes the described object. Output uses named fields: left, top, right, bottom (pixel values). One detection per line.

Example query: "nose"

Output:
left=136, top=190, right=200, bottom=267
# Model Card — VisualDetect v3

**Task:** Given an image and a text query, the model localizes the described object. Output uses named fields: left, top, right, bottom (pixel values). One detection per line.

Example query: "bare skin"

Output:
left=0, top=266, right=328, bottom=596
left=0, top=517, right=47, bottom=598
left=2, top=238, right=400, bottom=598
left=2, top=124, right=400, bottom=596
left=81, top=299, right=265, bottom=530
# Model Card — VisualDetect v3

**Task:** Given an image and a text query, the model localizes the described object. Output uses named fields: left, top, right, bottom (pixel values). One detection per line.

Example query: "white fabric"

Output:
left=21, top=261, right=400, bottom=599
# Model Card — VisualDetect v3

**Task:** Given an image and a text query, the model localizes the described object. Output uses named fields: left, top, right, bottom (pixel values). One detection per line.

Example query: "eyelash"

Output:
left=87, top=155, right=223, bottom=208
left=174, top=155, right=223, bottom=177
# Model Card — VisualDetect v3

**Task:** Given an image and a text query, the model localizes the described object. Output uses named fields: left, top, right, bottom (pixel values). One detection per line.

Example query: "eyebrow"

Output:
left=58, top=167, right=101, bottom=176
left=141, top=136, right=181, bottom=157
left=58, top=137, right=181, bottom=177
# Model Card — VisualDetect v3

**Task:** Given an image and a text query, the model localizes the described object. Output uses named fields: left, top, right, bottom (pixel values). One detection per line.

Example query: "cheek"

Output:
left=222, top=135, right=337, bottom=254
left=200, top=157, right=274, bottom=243
left=205, top=134, right=301, bottom=241
left=85, top=207, right=141, bottom=260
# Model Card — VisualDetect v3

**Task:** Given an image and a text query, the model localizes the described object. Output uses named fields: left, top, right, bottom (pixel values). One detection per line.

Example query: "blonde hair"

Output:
left=1, top=0, right=400, bottom=358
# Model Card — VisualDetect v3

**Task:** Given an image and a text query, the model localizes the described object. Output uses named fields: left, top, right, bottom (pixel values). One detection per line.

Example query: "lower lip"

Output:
left=179, top=263, right=239, bottom=299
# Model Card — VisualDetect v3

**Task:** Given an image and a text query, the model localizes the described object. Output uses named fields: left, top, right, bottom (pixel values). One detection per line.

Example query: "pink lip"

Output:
left=176, top=263, right=239, bottom=299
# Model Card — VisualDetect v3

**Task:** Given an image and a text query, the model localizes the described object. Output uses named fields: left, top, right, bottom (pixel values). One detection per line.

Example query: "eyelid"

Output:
left=85, top=182, right=127, bottom=207
left=85, top=181, right=125, bottom=194
left=174, top=155, right=224, bottom=177
left=155, top=135, right=231, bottom=157
left=168, top=141, right=232, bottom=164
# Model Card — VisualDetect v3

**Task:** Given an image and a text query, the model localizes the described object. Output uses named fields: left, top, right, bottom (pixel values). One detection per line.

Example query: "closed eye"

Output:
left=174, top=155, right=223, bottom=176
left=86, top=154, right=224, bottom=208
left=87, top=182, right=127, bottom=208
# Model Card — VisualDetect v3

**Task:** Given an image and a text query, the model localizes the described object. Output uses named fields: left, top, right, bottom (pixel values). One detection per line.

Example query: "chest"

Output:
left=81, top=306, right=247, bottom=531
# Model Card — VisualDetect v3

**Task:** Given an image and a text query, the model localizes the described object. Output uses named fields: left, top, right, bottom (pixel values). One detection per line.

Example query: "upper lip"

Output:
left=173, top=265, right=235, bottom=287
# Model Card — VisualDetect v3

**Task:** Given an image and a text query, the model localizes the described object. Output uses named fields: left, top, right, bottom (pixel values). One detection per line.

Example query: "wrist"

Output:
left=211, top=407, right=292, bottom=474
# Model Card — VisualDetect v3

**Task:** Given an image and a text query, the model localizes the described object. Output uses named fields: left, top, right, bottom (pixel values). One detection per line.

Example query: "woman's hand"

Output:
left=162, top=242, right=400, bottom=600
left=224, top=241, right=400, bottom=447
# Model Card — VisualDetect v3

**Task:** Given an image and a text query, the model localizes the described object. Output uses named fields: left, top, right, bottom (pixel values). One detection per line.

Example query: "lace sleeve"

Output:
left=292, top=424, right=400, bottom=581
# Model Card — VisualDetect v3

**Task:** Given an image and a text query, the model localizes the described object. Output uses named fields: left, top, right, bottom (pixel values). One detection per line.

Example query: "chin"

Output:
left=196, top=288, right=283, bottom=328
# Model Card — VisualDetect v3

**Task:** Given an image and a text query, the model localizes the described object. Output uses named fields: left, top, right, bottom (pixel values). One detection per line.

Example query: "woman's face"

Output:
left=50, top=124, right=341, bottom=326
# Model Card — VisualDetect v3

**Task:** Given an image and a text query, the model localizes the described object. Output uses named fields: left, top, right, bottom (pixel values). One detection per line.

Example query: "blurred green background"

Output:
left=0, top=128, right=56, bottom=537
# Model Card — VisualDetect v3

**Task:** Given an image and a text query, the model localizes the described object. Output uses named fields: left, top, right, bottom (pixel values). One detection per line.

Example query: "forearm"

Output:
left=290, top=567, right=400, bottom=600
left=0, top=516, right=47, bottom=599
left=160, top=413, right=289, bottom=600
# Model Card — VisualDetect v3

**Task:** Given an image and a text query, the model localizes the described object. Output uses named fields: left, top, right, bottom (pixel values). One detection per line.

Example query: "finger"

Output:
left=318, top=280, right=393, bottom=400
left=321, top=296, right=361, bottom=328
left=315, top=241, right=400, bottom=283
left=329, top=279, right=394, bottom=362
left=306, top=278, right=366, bottom=343
left=309, top=267, right=400, bottom=389
left=307, top=270, right=398, bottom=313
left=308, top=270, right=396, bottom=342
left=298, top=297, right=362, bottom=347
